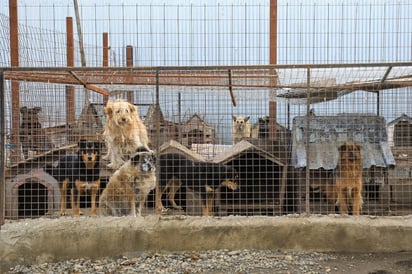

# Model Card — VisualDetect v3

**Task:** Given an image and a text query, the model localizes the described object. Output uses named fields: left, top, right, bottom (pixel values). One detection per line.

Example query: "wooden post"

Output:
left=126, top=45, right=133, bottom=103
left=102, top=32, right=109, bottom=105
left=66, top=17, right=76, bottom=130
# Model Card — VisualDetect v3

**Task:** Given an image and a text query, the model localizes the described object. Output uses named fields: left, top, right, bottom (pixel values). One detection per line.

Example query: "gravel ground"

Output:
left=6, top=249, right=412, bottom=274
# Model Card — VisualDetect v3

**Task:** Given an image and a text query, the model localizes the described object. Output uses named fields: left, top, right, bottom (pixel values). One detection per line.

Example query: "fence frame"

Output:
left=1, top=62, right=412, bottom=226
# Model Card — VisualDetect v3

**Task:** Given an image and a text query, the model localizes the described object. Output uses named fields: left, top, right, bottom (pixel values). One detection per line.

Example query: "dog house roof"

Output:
left=158, top=139, right=205, bottom=162
left=291, top=114, right=396, bottom=170
left=212, top=140, right=286, bottom=166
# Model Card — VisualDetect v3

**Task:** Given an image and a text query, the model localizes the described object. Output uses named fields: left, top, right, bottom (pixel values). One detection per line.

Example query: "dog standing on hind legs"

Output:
left=335, top=142, right=363, bottom=215
left=44, top=140, right=101, bottom=216
left=103, top=99, right=150, bottom=169
left=99, top=147, right=156, bottom=217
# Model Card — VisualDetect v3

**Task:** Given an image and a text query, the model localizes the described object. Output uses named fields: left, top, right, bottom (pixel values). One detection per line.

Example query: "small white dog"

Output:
left=103, top=99, right=150, bottom=169
left=232, top=115, right=251, bottom=144
left=99, top=146, right=156, bottom=217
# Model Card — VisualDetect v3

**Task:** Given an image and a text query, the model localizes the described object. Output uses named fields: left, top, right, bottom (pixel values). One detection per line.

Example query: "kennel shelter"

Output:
left=291, top=114, right=396, bottom=215
left=212, top=140, right=288, bottom=216
left=5, top=169, right=60, bottom=219
left=2, top=0, right=412, bottom=224
left=2, top=63, right=412, bottom=221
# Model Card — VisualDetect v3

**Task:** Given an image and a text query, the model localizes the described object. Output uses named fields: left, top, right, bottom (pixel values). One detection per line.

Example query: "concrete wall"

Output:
left=1, top=215, right=412, bottom=273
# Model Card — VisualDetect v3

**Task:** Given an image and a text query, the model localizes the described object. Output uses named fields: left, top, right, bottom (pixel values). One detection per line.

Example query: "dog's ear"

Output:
left=20, top=106, right=28, bottom=113
left=338, top=143, right=347, bottom=152
left=94, top=141, right=102, bottom=150
left=104, top=101, right=113, bottom=117
left=78, top=139, right=87, bottom=150
left=245, top=116, right=250, bottom=122
left=128, top=103, right=137, bottom=113
left=232, top=115, right=237, bottom=122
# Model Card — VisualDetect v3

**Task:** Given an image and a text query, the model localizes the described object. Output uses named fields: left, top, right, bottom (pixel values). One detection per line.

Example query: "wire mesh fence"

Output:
left=2, top=63, right=412, bottom=220
left=1, top=0, right=412, bottom=223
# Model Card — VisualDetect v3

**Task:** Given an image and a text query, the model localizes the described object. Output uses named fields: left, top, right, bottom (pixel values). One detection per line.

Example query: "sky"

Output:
left=1, top=0, right=412, bottom=143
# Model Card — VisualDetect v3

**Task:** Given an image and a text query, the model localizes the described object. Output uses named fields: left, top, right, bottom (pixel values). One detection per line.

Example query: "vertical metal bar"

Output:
left=66, top=17, right=76, bottom=130
left=126, top=45, right=133, bottom=103
left=377, top=92, right=380, bottom=116
left=305, top=67, right=311, bottom=215
left=102, top=32, right=109, bottom=105
left=269, top=0, right=278, bottom=140
left=178, top=92, right=182, bottom=142
left=154, top=69, right=161, bottom=211
left=0, top=70, right=5, bottom=227
left=9, top=0, right=20, bottom=163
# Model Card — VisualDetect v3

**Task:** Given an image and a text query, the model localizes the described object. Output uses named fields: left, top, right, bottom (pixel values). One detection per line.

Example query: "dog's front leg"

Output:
left=102, top=145, right=111, bottom=161
left=71, top=181, right=81, bottom=217
left=337, top=188, right=349, bottom=215
left=155, top=186, right=166, bottom=212
left=130, top=195, right=137, bottom=217
left=59, top=179, right=69, bottom=216
left=352, top=187, right=363, bottom=216
left=90, top=180, right=100, bottom=216
left=108, top=145, right=123, bottom=169
left=168, top=179, right=183, bottom=210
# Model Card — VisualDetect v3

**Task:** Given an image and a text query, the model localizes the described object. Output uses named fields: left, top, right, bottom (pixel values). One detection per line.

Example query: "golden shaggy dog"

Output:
left=99, top=147, right=156, bottom=217
left=335, top=142, right=363, bottom=215
left=103, top=99, right=150, bottom=169
left=232, top=115, right=251, bottom=144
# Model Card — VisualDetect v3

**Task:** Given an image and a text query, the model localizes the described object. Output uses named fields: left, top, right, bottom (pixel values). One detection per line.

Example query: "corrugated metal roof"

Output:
left=291, top=114, right=396, bottom=170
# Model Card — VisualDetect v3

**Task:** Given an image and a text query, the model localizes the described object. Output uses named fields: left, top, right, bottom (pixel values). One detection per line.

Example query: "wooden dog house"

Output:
left=181, top=113, right=216, bottom=147
left=212, top=140, right=288, bottom=216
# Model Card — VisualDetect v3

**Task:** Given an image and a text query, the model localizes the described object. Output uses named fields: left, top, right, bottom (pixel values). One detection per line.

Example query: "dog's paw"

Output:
left=107, top=162, right=117, bottom=169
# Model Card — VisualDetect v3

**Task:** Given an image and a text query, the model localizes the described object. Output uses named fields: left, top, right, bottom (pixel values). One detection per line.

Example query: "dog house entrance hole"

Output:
left=18, top=179, right=48, bottom=218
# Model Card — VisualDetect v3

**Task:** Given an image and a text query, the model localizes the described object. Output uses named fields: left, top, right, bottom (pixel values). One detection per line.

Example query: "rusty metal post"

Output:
left=0, top=70, right=5, bottom=227
left=126, top=45, right=133, bottom=103
left=269, top=0, right=278, bottom=141
left=102, top=32, right=109, bottom=105
left=9, top=0, right=20, bottom=163
left=66, top=17, right=76, bottom=132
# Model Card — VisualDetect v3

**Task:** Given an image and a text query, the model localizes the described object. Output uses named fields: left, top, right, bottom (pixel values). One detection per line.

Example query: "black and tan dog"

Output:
left=335, top=142, right=363, bottom=215
left=99, top=147, right=156, bottom=217
left=156, top=153, right=239, bottom=216
left=45, top=140, right=101, bottom=216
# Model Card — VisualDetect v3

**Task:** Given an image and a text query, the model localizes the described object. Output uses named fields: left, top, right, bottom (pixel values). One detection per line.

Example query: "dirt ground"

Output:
left=319, top=252, right=412, bottom=274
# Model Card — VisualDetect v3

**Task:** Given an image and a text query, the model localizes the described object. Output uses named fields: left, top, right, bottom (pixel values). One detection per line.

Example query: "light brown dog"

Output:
left=99, top=147, right=156, bottom=217
left=103, top=99, right=150, bottom=169
left=335, top=142, right=363, bottom=215
left=232, top=115, right=251, bottom=144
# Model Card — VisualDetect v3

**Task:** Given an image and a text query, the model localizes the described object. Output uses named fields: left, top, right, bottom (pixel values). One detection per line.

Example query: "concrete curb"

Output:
left=1, top=215, right=412, bottom=273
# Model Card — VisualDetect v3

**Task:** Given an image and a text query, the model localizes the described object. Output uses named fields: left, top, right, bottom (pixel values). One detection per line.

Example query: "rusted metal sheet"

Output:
left=291, top=114, right=396, bottom=170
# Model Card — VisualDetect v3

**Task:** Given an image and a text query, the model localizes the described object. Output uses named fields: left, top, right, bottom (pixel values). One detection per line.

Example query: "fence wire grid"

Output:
left=1, top=0, right=412, bottom=223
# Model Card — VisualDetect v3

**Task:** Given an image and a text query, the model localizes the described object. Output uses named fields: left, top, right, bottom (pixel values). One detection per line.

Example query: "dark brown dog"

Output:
left=335, top=142, right=363, bottom=215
